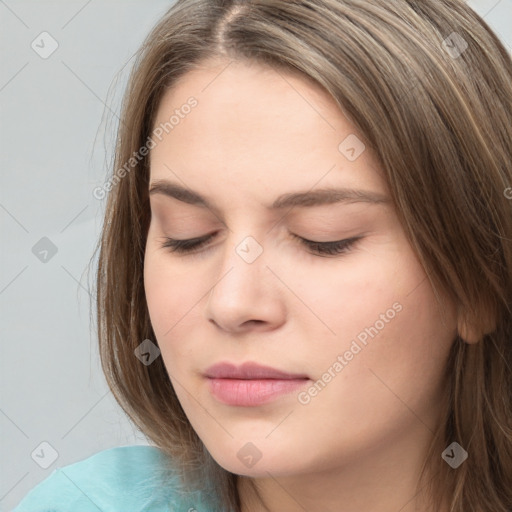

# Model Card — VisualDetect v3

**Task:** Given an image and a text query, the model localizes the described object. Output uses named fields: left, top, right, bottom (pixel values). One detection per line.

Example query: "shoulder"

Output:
left=13, top=444, right=211, bottom=512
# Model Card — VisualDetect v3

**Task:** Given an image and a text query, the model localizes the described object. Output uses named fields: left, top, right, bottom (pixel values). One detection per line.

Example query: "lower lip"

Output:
left=207, top=378, right=309, bottom=406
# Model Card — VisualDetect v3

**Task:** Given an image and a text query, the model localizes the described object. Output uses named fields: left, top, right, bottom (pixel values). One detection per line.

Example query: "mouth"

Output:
left=204, top=362, right=311, bottom=407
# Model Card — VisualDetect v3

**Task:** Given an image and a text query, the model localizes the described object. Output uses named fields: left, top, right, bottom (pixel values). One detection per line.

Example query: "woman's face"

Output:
left=144, top=59, right=458, bottom=479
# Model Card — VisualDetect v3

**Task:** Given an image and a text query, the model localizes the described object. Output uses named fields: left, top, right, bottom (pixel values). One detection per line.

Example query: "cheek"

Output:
left=143, top=248, right=203, bottom=356
left=270, top=243, right=404, bottom=348
left=324, top=252, right=458, bottom=419
left=290, top=239, right=457, bottom=403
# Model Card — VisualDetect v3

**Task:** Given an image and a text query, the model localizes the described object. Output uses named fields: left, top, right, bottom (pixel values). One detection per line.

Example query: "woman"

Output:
left=14, top=0, right=512, bottom=511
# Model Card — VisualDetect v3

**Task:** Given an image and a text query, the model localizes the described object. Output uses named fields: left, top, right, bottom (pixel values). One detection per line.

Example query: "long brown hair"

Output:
left=91, top=1, right=512, bottom=510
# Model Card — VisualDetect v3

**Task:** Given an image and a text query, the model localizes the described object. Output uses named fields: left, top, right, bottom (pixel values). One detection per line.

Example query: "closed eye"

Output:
left=289, top=233, right=362, bottom=256
left=159, top=232, right=362, bottom=257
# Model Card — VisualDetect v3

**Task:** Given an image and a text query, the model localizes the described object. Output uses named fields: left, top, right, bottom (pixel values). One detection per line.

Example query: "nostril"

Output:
left=244, top=320, right=264, bottom=327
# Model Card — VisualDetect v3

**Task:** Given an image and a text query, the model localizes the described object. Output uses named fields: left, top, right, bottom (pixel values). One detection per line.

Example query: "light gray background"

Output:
left=1, top=1, right=511, bottom=510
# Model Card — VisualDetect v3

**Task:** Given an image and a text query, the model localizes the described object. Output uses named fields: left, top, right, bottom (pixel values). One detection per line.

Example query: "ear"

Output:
left=457, top=304, right=497, bottom=344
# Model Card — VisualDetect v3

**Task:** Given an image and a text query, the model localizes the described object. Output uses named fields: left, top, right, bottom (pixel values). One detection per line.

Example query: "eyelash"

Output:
left=159, top=233, right=362, bottom=257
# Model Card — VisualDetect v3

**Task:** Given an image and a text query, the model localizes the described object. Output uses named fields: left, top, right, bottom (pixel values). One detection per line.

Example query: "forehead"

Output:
left=149, top=60, right=388, bottom=205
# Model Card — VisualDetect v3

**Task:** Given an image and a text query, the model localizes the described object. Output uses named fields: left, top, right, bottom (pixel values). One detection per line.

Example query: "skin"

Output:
left=144, top=58, right=463, bottom=512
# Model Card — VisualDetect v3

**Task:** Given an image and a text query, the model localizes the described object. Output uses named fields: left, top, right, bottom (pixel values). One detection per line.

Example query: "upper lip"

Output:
left=204, top=362, right=309, bottom=380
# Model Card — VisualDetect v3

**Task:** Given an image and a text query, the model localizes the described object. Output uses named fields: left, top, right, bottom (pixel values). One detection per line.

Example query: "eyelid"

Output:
left=159, top=231, right=363, bottom=257
left=289, top=233, right=362, bottom=256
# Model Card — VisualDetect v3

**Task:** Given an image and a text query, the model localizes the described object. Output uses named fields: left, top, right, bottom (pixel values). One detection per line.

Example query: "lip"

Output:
left=204, top=362, right=310, bottom=407
left=204, top=362, right=309, bottom=380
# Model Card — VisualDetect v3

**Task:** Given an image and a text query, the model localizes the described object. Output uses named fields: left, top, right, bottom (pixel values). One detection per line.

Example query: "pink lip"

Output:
left=204, top=362, right=310, bottom=407
left=204, top=362, right=308, bottom=380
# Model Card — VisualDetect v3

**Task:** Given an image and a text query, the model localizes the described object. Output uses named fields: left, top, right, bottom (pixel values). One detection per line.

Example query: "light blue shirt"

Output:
left=12, top=445, right=218, bottom=512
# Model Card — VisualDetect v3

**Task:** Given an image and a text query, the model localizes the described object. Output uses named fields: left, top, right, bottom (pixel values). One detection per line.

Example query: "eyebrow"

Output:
left=148, top=179, right=390, bottom=210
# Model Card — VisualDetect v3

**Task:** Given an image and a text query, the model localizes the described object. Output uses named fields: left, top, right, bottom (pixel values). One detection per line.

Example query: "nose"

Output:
left=204, top=235, right=286, bottom=334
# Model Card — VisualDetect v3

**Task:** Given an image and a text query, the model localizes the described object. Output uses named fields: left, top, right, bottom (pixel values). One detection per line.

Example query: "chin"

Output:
left=207, top=444, right=305, bottom=478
